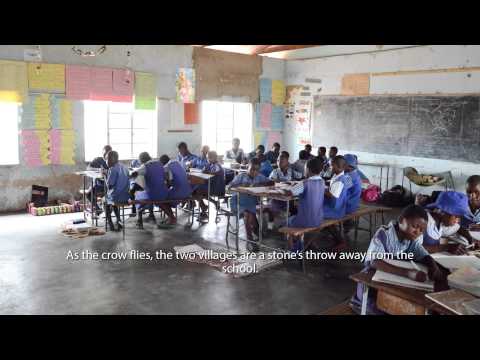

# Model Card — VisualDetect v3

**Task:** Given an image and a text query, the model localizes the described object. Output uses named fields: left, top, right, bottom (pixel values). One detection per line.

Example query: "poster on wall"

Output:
left=286, top=85, right=312, bottom=146
left=176, top=68, right=195, bottom=103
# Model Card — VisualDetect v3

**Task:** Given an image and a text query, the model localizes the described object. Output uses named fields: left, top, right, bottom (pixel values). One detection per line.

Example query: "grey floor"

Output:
left=0, top=206, right=398, bottom=315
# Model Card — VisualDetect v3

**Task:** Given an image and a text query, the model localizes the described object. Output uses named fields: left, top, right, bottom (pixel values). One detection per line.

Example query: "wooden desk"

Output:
left=426, top=289, right=479, bottom=315
left=187, top=172, right=215, bottom=222
left=75, top=170, right=106, bottom=227
left=350, top=271, right=436, bottom=315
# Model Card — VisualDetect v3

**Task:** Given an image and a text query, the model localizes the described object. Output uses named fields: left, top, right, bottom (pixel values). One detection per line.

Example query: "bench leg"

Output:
left=369, top=213, right=373, bottom=239
left=122, top=206, right=125, bottom=241
left=361, top=285, right=369, bottom=315
left=354, top=217, right=359, bottom=244
left=301, top=234, right=306, bottom=274
left=225, top=215, right=230, bottom=250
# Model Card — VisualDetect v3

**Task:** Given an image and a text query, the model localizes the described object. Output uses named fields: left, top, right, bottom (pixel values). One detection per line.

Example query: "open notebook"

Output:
left=431, top=253, right=480, bottom=271
left=372, top=259, right=434, bottom=291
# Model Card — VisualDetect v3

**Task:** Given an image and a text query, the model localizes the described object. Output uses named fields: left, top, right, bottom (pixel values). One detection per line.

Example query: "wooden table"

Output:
left=187, top=171, right=215, bottom=222
left=229, top=185, right=297, bottom=255
left=350, top=270, right=439, bottom=315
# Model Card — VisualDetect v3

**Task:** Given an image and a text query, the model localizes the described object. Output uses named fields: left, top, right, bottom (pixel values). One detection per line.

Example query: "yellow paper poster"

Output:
left=28, top=63, right=65, bottom=93
left=134, top=72, right=156, bottom=110
left=271, top=80, right=286, bottom=106
left=0, top=60, right=28, bottom=103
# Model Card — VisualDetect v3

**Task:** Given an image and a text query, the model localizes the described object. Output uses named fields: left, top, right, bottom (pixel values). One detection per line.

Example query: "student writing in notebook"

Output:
left=350, top=205, right=448, bottom=314
left=458, top=175, right=480, bottom=249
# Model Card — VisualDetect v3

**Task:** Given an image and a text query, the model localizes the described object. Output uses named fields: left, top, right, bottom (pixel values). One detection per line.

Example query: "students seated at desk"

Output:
left=247, top=144, right=265, bottom=162
left=258, top=153, right=273, bottom=178
left=105, top=151, right=130, bottom=231
left=350, top=205, right=448, bottom=315
left=343, top=154, right=363, bottom=235
left=83, top=145, right=112, bottom=214
left=284, top=158, right=326, bottom=251
left=192, top=151, right=225, bottom=221
left=280, top=151, right=290, bottom=160
left=176, top=142, right=198, bottom=169
left=228, top=158, right=274, bottom=252
left=304, top=144, right=315, bottom=160
left=190, top=145, right=209, bottom=169
left=225, top=137, right=246, bottom=164
left=265, top=142, right=281, bottom=164
left=421, top=191, right=470, bottom=255
left=458, top=175, right=480, bottom=247
left=292, top=150, right=309, bottom=177
left=160, top=155, right=193, bottom=201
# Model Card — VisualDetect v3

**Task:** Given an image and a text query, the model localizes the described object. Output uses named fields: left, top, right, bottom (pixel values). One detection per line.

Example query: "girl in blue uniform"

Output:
left=323, top=156, right=353, bottom=219
left=160, top=155, right=193, bottom=227
left=131, top=156, right=168, bottom=229
left=105, top=150, right=130, bottom=231
left=192, top=151, right=225, bottom=221
left=458, top=175, right=480, bottom=248
left=228, top=158, right=274, bottom=252
left=191, top=145, right=210, bottom=169
left=343, top=154, right=363, bottom=236
left=258, top=153, right=273, bottom=178
left=285, top=157, right=325, bottom=251
left=422, top=191, right=469, bottom=255
left=176, top=142, right=198, bottom=169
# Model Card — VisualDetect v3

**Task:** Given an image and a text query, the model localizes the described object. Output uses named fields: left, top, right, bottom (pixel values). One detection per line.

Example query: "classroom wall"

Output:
left=285, top=45, right=480, bottom=194
left=0, top=45, right=285, bottom=212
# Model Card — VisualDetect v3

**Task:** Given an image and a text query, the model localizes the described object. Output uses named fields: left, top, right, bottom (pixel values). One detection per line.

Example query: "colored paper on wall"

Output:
left=285, top=85, right=303, bottom=105
left=175, top=68, right=195, bottom=103
left=341, top=73, right=370, bottom=95
left=271, top=106, right=284, bottom=131
left=112, top=69, right=134, bottom=102
left=267, top=132, right=282, bottom=149
left=135, top=72, right=156, bottom=110
left=28, top=63, right=65, bottom=93
left=271, top=80, right=286, bottom=105
left=254, top=131, right=267, bottom=148
left=66, top=65, right=91, bottom=100
left=260, top=103, right=272, bottom=129
left=184, top=103, right=199, bottom=125
left=0, top=60, right=28, bottom=103
left=259, top=78, right=272, bottom=103
left=90, top=67, right=113, bottom=101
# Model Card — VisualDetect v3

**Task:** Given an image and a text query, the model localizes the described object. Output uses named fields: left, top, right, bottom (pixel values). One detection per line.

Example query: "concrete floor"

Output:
left=0, top=207, right=398, bottom=315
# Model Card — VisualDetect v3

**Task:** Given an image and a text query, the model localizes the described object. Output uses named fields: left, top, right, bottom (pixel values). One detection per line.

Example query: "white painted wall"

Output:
left=0, top=45, right=285, bottom=211
left=285, top=45, right=480, bottom=193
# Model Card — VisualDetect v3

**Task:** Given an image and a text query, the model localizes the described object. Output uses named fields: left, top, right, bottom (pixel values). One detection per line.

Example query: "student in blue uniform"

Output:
left=422, top=191, right=469, bottom=255
left=266, top=153, right=303, bottom=229
left=292, top=150, right=309, bottom=177
left=317, top=146, right=327, bottom=166
left=105, top=150, right=130, bottom=231
left=285, top=157, right=326, bottom=251
left=131, top=156, right=170, bottom=229
left=304, top=144, right=315, bottom=160
left=192, top=151, right=225, bottom=221
left=458, top=175, right=480, bottom=248
left=176, top=142, right=198, bottom=169
left=160, top=155, right=193, bottom=227
left=343, top=154, right=363, bottom=235
left=228, top=158, right=274, bottom=252
left=191, top=145, right=210, bottom=169
left=258, top=153, right=273, bottom=178
left=323, top=156, right=353, bottom=219
left=247, top=145, right=265, bottom=161
left=350, top=205, right=448, bottom=314
left=265, top=142, right=281, bottom=164
left=280, top=151, right=290, bottom=160
left=321, top=146, right=338, bottom=179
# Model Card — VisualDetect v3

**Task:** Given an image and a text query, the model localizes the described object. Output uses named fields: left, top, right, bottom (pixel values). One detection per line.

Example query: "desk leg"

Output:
left=91, top=179, right=96, bottom=227
left=380, top=167, right=383, bottom=193
left=361, top=285, right=369, bottom=315
left=83, top=176, right=87, bottom=222
left=207, top=178, right=211, bottom=223
left=122, top=206, right=125, bottom=241
left=259, top=197, right=263, bottom=246
left=301, top=234, right=306, bottom=274
left=285, top=200, right=290, bottom=251
left=236, top=192, right=240, bottom=254
left=386, top=166, right=390, bottom=191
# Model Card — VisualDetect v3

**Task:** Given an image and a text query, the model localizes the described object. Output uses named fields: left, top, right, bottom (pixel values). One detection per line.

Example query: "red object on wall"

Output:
left=184, top=103, right=199, bottom=124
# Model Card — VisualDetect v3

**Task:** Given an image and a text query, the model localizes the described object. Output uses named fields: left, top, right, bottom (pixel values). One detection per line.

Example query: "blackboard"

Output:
left=313, top=95, right=480, bottom=163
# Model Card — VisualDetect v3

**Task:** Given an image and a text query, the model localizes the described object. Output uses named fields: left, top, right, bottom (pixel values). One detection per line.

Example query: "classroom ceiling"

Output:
left=193, top=45, right=321, bottom=58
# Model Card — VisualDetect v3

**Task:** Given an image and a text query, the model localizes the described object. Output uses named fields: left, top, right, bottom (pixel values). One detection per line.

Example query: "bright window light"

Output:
left=0, top=101, right=20, bottom=165
left=201, top=101, right=252, bottom=156
left=84, top=100, right=157, bottom=161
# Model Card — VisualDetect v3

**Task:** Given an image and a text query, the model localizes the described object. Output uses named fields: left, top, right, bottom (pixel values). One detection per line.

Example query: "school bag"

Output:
left=379, top=185, right=414, bottom=207
left=362, top=184, right=381, bottom=203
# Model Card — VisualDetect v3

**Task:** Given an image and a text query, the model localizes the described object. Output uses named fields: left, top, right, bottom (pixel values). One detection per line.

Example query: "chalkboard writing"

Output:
left=313, top=95, right=480, bottom=163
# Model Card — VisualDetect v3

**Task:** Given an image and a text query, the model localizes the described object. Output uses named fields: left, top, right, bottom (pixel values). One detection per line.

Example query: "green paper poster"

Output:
left=134, top=72, right=156, bottom=110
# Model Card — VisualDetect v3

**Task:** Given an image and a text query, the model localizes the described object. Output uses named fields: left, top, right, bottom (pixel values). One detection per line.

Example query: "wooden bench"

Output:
left=320, top=300, right=357, bottom=315
left=278, top=205, right=392, bottom=242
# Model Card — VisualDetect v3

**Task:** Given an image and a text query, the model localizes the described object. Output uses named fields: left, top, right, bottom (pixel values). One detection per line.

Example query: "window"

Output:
left=201, top=101, right=253, bottom=156
left=0, top=102, right=20, bottom=165
left=84, top=101, right=157, bottom=161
